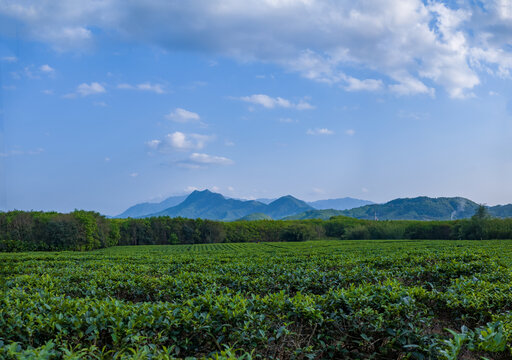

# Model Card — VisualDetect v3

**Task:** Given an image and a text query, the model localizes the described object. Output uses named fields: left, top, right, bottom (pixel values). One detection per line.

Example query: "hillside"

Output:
left=489, top=204, right=512, bottom=219
left=289, top=197, right=500, bottom=221
left=148, top=190, right=314, bottom=221
left=116, top=195, right=188, bottom=218
left=238, top=213, right=273, bottom=221
left=149, top=190, right=267, bottom=221
left=283, top=209, right=345, bottom=220
left=118, top=192, right=512, bottom=222
left=339, top=197, right=479, bottom=220
left=308, top=197, right=373, bottom=210
left=265, top=195, right=314, bottom=219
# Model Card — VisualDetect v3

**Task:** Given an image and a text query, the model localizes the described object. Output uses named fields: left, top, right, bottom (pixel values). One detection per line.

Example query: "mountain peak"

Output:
left=187, top=189, right=224, bottom=200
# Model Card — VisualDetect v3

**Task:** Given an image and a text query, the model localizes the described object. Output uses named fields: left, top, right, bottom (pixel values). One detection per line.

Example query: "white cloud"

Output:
left=39, top=64, right=54, bottom=73
left=1, top=56, right=17, bottom=62
left=307, top=128, right=334, bottom=136
left=165, top=108, right=200, bottom=122
left=0, top=148, right=44, bottom=157
left=345, top=77, right=383, bottom=92
left=137, top=82, right=165, bottom=94
left=278, top=118, right=297, bottom=123
left=345, top=129, right=355, bottom=136
left=130, top=172, right=139, bottom=177
left=188, top=153, right=234, bottom=165
left=389, top=75, right=435, bottom=97
left=117, top=82, right=165, bottom=94
left=146, top=139, right=161, bottom=149
left=42, top=89, right=53, bottom=95
left=76, top=82, right=106, bottom=96
left=3, top=1, right=512, bottom=97
left=149, top=132, right=213, bottom=152
left=237, top=94, right=314, bottom=110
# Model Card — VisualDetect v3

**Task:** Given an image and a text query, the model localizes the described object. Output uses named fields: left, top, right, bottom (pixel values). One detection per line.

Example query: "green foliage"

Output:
left=5, top=209, right=512, bottom=252
left=1, top=240, right=512, bottom=358
left=0, top=211, right=117, bottom=252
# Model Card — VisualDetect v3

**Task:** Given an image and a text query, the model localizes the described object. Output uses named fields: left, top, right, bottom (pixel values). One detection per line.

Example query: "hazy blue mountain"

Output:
left=145, top=191, right=315, bottom=221
left=283, top=209, right=346, bottom=220
left=119, top=191, right=512, bottom=222
left=340, top=197, right=479, bottom=220
left=238, top=213, right=273, bottom=221
left=288, top=197, right=485, bottom=221
left=488, top=204, right=512, bottom=218
left=116, top=194, right=188, bottom=218
left=265, top=195, right=314, bottom=219
left=149, top=190, right=268, bottom=221
left=308, top=197, right=374, bottom=210
left=255, top=198, right=277, bottom=204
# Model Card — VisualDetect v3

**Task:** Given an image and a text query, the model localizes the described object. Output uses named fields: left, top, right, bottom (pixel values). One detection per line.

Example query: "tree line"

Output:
left=1, top=206, right=512, bottom=251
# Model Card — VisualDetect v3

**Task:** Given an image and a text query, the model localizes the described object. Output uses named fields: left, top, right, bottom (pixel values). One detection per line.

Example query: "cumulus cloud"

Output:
left=39, top=64, right=54, bottom=73
left=237, top=94, right=314, bottom=110
left=148, top=132, right=213, bottom=152
left=165, top=108, right=200, bottom=122
left=307, top=128, right=334, bottom=136
left=2, top=1, right=512, bottom=97
left=117, top=82, right=165, bottom=94
left=76, top=82, right=106, bottom=96
left=345, top=77, right=383, bottom=92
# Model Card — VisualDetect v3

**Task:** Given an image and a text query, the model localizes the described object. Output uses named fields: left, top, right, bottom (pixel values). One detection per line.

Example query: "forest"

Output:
left=1, top=207, right=511, bottom=252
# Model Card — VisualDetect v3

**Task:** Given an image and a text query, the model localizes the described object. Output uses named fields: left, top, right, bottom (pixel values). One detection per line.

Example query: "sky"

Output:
left=1, top=0, right=512, bottom=215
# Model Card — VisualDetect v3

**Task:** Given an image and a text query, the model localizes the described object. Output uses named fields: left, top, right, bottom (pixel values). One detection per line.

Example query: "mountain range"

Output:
left=117, top=191, right=373, bottom=220
left=121, top=190, right=316, bottom=221
left=116, top=190, right=512, bottom=221
left=286, top=197, right=512, bottom=221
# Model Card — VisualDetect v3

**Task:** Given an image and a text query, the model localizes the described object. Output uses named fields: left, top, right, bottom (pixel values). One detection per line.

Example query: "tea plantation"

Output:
left=1, top=240, right=512, bottom=359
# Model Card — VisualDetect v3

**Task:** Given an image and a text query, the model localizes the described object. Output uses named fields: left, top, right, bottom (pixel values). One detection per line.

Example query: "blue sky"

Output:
left=1, top=0, right=512, bottom=215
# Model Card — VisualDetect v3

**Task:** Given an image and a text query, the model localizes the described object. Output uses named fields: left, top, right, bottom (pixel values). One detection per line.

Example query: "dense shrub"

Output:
left=2, top=210, right=512, bottom=252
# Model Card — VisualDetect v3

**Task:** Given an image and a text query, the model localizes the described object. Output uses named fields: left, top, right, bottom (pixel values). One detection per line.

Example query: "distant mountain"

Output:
left=238, top=213, right=273, bottom=221
left=289, top=197, right=483, bottom=221
left=341, top=197, right=479, bottom=220
left=149, top=190, right=267, bottom=221
left=488, top=204, right=512, bottom=219
left=255, top=198, right=277, bottom=205
left=308, top=197, right=374, bottom=210
left=283, top=209, right=345, bottom=220
left=265, top=195, right=314, bottom=219
left=118, top=192, right=512, bottom=222
left=116, top=195, right=188, bottom=218
left=117, top=192, right=369, bottom=219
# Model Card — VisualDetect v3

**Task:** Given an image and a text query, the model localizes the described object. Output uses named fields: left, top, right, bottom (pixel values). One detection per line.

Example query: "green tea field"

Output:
left=2, top=240, right=512, bottom=359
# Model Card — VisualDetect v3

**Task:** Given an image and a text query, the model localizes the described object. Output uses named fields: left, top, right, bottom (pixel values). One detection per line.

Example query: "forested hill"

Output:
left=147, top=190, right=314, bottom=221
left=117, top=195, right=188, bottom=218
left=341, top=197, right=479, bottom=220
left=116, top=190, right=372, bottom=219
left=286, top=197, right=512, bottom=220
